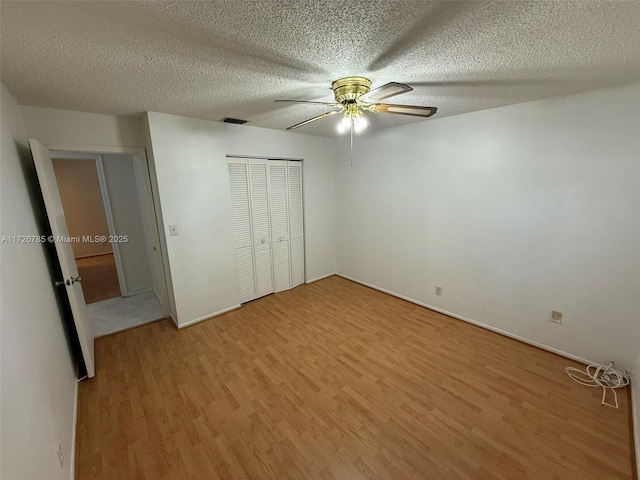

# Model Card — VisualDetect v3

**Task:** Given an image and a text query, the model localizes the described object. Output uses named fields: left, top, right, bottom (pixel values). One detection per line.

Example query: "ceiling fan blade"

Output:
left=275, top=99, right=341, bottom=107
left=286, top=110, right=341, bottom=130
left=361, top=82, right=413, bottom=103
left=373, top=103, right=437, bottom=117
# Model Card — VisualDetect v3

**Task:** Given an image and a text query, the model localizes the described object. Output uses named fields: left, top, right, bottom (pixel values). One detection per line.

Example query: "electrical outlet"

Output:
left=57, top=444, right=64, bottom=467
left=435, top=286, right=442, bottom=296
left=551, top=311, right=563, bottom=324
left=169, top=225, right=178, bottom=236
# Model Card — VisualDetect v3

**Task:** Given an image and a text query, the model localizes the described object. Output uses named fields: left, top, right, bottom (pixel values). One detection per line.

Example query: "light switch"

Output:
left=169, top=225, right=178, bottom=236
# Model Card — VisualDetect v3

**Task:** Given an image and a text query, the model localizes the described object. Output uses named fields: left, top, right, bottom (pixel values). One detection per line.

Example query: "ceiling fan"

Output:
left=275, top=76, right=437, bottom=133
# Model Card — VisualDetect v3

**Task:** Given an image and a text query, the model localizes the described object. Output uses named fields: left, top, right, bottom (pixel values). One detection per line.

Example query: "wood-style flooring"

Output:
left=76, top=275, right=635, bottom=479
left=76, top=253, right=121, bottom=304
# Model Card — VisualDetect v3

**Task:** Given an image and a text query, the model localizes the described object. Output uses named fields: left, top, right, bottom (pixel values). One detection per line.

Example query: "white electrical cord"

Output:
left=565, top=362, right=630, bottom=408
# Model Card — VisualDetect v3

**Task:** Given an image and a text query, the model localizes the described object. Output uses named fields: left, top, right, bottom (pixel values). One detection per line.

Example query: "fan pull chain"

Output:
left=350, top=116, right=354, bottom=166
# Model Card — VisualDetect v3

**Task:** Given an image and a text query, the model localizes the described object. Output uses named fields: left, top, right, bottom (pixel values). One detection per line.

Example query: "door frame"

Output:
left=94, top=154, right=129, bottom=296
left=47, top=143, right=170, bottom=316
left=50, top=151, right=129, bottom=297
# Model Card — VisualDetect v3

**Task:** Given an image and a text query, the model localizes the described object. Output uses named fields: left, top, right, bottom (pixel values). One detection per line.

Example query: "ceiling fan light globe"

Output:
left=337, top=116, right=351, bottom=134
left=354, top=114, right=368, bottom=133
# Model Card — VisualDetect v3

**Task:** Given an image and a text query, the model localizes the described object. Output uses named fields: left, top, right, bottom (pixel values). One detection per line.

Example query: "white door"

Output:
left=248, top=159, right=274, bottom=298
left=228, top=160, right=257, bottom=303
left=268, top=161, right=292, bottom=292
left=29, top=139, right=95, bottom=378
left=288, top=162, right=305, bottom=287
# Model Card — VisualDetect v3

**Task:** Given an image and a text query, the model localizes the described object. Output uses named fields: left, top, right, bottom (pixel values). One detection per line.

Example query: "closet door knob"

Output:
left=279, top=236, right=284, bottom=242
left=261, top=239, right=266, bottom=244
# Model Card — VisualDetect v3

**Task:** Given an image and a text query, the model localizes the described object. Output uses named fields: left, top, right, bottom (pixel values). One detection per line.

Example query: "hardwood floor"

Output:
left=76, top=276, right=635, bottom=479
left=76, top=253, right=121, bottom=304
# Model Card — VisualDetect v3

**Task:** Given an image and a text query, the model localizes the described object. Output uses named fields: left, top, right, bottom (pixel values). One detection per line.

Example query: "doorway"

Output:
left=51, top=150, right=166, bottom=337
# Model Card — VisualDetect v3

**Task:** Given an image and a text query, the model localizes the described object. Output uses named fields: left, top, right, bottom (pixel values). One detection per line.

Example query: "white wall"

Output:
left=1, top=85, right=77, bottom=479
left=146, top=112, right=336, bottom=326
left=335, top=82, right=640, bottom=369
left=22, top=105, right=144, bottom=148
left=102, top=154, right=153, bottom=294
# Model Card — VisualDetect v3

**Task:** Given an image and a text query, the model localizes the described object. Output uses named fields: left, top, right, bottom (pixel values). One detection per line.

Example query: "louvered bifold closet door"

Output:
left=248, top=159, right=274, bottom=298
left=288, top=162, right=305, bottom=287
left=227, top=159, right=257, bottom=303
left=268, top=160, right=292, bottom=293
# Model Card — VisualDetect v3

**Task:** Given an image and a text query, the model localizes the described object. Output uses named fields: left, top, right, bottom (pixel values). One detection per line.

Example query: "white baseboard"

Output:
left=125, top=285, right=153, bottom=297
left=177, top=304, right=241, bottom=329
left=70, top=379, right=79, bottom=480
left=305, top=272, right=336, bottom=284
left=335, top=273, right=595, bottom=366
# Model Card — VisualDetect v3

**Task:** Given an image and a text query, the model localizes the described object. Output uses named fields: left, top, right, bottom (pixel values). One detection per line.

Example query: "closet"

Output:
left=227, top=157, right=304, bottom=303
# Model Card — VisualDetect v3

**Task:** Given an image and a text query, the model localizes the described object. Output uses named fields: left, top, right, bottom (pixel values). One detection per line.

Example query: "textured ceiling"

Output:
left=1, top=1, right=639, bottom=137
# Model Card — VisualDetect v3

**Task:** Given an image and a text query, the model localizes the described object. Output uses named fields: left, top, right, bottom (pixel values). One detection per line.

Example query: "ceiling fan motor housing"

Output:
left=332, top=76, right=371, bottom=104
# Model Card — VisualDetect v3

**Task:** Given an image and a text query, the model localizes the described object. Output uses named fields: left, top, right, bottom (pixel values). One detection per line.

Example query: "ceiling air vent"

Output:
left=222, top=117, right=248, bottom=125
